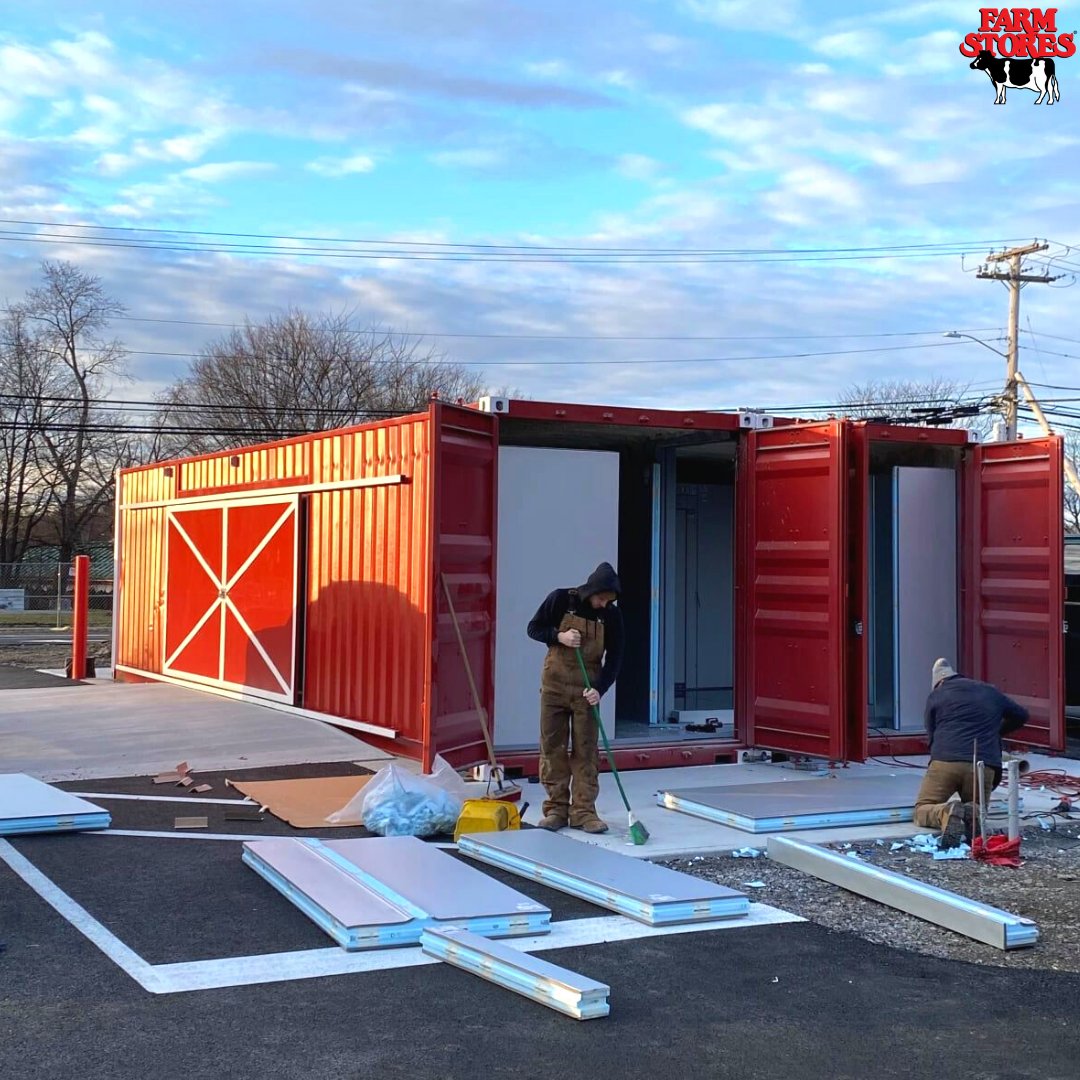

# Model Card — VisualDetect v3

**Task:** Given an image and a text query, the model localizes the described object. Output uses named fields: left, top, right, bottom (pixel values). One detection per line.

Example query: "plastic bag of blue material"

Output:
left=331, top=755, right=467, bottom=837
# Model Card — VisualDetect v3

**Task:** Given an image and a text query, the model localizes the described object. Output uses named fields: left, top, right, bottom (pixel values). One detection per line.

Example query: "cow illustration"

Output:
left=969, top=50, right=1060, bottom=104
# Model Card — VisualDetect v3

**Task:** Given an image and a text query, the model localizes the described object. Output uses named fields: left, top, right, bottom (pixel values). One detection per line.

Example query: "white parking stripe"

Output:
left=2, top=836, right=804, bottom=997
left=70, top=793, right=255, bottom=806
left=0, top=839, right=164, bottom=993
left=154, top=908, right=803, bottom=994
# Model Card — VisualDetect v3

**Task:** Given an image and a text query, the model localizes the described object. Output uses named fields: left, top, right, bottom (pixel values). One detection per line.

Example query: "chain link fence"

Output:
left=0, top=562, right=114, bottom=623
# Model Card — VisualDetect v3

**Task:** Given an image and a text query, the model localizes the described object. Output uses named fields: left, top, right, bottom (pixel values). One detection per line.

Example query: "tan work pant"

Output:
left=913, top=760, right=1000, bottom=830
left=539, top=610, right=603, bottom=825
left=539, top=684, right=600, bottom=825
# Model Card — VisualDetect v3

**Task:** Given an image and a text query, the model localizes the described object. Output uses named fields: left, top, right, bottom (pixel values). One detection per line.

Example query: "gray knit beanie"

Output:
left=931, top=657, right=957, bottom=689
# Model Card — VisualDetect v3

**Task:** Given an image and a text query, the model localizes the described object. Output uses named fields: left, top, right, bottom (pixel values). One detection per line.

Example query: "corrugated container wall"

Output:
left=116, top=411, right=437, bottom=760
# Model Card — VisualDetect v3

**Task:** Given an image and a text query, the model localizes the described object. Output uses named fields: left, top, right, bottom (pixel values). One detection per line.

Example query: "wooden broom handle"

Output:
left=441, top=574, right=499, bottom=772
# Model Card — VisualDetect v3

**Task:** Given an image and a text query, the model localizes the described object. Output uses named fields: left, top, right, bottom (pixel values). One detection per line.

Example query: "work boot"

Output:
left=940, top=803, right=973, bottom=849
left=572, top=815, right=609, bottom=834
left=538, top=814, right=568, bottom=831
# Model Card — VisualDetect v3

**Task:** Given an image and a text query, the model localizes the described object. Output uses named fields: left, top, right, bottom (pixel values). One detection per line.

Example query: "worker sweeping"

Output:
left=527, top=562, right=623, bottom=834
left=914, top=658, right=1029, bottom=847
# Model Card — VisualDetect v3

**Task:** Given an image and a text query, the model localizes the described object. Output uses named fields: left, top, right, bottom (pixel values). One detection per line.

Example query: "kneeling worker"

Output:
left=527, top=562, right=624, bottom=834
left=915, top=657, right=1029, bottom=846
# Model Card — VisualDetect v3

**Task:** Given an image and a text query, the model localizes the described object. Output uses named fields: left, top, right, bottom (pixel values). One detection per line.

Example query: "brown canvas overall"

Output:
left=539, top=603, right=604, bottom=826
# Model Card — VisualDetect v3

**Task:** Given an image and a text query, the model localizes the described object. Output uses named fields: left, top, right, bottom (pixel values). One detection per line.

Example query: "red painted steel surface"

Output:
left=965, top=437, right=1065, bottom=750
left=741, top=422, right=848, bottom=759
left=71, top=555, right=90, bottom=680
left=845, top=425, right=871, bottom=762
left=162, top=497, right=298, bottom=701
left=487, top=398, right=743, bottom=431
left=301, top=415, right=432, bottom=758
left=427, top=403, right=498, bottom=770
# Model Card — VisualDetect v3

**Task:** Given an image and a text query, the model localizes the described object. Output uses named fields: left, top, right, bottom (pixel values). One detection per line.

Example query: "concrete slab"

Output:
left=0, top=680, right=392, bottom=782
left=516, top=756, right=1066, bottom=859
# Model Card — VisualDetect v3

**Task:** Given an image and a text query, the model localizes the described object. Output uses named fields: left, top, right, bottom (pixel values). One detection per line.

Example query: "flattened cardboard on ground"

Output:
left=227, top=775, right=372, bottom=828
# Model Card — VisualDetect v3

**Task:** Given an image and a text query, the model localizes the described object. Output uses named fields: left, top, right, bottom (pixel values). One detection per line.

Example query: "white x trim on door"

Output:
left=162, top=498, right=298, bottom=702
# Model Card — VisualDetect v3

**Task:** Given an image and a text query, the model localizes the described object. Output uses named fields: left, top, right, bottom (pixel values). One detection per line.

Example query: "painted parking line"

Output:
left=0, top=838, right=804, bottom=996
left=93, top=829, right=456, bottom=848
left=70, top=792, right=255, bottom=806
left=155, top=908, right=804, bottom=994
left=0, top=839, right=164, bottom=993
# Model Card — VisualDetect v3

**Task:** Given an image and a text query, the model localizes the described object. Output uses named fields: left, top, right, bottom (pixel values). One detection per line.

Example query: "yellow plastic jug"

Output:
left=453, top=798, right=522, bottom=842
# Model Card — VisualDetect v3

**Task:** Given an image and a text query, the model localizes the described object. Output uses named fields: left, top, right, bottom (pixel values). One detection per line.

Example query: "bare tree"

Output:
left=158, top=309, right=487, bottom=453
left=0, top=311, right=65, bottom=563
left=836, top=377, right=994, bottom=438
left=1064, top=430, right=1080, bottom=534
left=14, top=261, right=128, bottom=560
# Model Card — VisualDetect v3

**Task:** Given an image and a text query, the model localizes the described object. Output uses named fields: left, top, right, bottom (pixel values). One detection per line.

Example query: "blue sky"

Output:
left=1, top=0, right=1078, bottom=419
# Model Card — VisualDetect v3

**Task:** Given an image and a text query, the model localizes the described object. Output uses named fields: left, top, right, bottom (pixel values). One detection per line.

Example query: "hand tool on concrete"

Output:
left=574, top=648, right=649, bottom=846
left=1007, top=758, right=1021, bottom=842
left=441, top=573, right=521, bottom=803
left=977, top=758, right=989, bottom=847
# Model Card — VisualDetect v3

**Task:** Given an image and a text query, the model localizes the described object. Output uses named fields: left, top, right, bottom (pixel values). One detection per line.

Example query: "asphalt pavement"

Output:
left=2, top=827, right=1079, bottom=1080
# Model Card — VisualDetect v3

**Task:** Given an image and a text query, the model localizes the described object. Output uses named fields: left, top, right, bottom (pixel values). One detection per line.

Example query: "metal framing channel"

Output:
left=457, top=831, right=748, bottom=925
left=421, top=927, right=610, bottom=1021
left=767, top=836, right=1038, bottom=950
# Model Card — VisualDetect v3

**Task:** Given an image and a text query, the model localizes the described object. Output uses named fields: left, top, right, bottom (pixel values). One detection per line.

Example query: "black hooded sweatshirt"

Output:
left=526, top=562, right=624, bottom=697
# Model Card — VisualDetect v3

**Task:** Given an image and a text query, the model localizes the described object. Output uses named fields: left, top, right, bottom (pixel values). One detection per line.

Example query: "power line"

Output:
left=0, top=219, right=1027, bottom=257
left=6, top=339, right=987, bottom=368
left=0, top=231, right=1026, bottom=266
left=102, top=313, right=1010, bottom=344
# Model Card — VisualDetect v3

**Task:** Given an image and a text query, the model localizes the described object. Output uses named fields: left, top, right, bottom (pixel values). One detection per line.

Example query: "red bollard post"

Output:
left=71, top=554, right=90, bottom=680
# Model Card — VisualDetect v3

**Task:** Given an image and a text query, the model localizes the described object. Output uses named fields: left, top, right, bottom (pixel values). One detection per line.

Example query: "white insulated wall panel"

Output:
left=894, top=467, right=959, bottom=729
left=495, top=447, right=620, bottom=748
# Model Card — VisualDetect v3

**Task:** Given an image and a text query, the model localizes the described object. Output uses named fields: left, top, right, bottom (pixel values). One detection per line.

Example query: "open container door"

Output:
left=965, top=437, right=1065, bottom=751
left=740, top=422, right=848, bottom=759
left=426, top=402, right=499, bottom=770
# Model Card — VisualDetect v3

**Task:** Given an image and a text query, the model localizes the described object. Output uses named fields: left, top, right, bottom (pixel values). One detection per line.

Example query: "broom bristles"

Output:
left=629, top=815, right=650, bottom=846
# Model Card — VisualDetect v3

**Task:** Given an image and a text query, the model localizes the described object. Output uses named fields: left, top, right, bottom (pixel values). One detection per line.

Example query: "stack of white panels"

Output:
left=243, top=836, right=551, bottom=950
left=458, top=829, right=748, bottom=924
left=0, top=774, right=111, bottom=836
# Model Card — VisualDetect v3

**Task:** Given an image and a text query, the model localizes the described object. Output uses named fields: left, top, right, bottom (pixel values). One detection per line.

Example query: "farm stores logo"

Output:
left=960, top=8, right=1074, bottom=102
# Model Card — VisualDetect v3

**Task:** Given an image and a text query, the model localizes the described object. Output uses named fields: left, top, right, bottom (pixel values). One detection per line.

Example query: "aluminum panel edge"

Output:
left=421, top=927, right=610, bottom=1020
left=767, top=836, right=1037, bottom=950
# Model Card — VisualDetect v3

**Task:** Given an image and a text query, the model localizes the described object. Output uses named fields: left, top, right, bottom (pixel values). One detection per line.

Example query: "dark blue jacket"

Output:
left=924, top=676, right=1029, bottom=767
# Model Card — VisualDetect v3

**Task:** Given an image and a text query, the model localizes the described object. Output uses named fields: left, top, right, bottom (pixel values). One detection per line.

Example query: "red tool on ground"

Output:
left=972, top=834, right=1022, bottom=867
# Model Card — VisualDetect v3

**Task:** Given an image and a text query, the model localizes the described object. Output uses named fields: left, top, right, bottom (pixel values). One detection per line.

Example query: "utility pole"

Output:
left=977, top=241, right=1058, bottom=440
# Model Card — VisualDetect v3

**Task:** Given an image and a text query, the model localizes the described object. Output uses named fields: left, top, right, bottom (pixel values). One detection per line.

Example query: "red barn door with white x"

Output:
left=162, top=496, right=300, bottom=703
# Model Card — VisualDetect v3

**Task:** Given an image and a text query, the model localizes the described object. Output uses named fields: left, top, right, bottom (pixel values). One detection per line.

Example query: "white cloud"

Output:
left=524, top=60, right=569, bottom=78
left=680, top=0, right=802, bottom=29
left=182, top=161, right=277, bottom=183
left=602, top=70, right=636, bottom=90
left=305, top=153, right=377, bottom=177
left=814, top=30, right=883, bottom=60
left=682, top=103, right=777, bottom=144
left=644, top=34, right=688, bottom=55
left=430, top=148, right=505, bottom=169
left=615, top=154, right=664, bottom=182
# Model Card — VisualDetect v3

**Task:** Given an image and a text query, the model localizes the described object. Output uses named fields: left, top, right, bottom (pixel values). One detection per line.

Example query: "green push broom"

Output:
left=575, top=648, right=650, bottom=846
